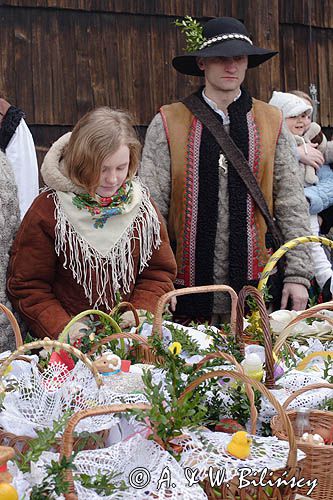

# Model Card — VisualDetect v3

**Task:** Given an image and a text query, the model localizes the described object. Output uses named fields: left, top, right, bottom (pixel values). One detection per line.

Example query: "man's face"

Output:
left=197, top=55, right=248, bottom=92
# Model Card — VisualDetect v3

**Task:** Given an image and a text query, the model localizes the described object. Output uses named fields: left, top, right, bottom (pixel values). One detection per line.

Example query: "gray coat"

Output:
left=140, top=111, right=313, bottom=314
left=0, top=151, right=20, bottom=351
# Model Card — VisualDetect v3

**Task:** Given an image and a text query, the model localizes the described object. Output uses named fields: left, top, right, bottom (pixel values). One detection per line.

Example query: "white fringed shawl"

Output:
left=51, top=179, right=161, bottom=310
left=40, top=133, right=161, bottom=311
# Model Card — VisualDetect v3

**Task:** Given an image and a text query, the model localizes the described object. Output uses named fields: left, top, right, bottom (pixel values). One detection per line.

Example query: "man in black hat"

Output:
left=140, top=16, right=312, bottom=322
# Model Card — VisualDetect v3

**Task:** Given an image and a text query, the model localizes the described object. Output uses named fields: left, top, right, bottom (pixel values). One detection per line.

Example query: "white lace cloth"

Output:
left=175, top=429, right=305, bottom=483
left=0, top=359, right=148, bottom=437
left=11, top=435, right=208, bottom=499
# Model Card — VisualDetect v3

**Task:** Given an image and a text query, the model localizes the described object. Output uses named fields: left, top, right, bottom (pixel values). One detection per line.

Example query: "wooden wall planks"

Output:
left=0, top=1, right=332, bottom=158
left=1, top=1, right=245, bottom=18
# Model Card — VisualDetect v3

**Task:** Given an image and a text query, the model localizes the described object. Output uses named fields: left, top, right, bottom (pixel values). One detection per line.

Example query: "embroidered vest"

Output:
left=160, top=99, right=282, bottom=287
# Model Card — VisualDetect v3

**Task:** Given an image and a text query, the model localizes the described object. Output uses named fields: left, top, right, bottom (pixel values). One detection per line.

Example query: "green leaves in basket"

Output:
left=319, top=397, right=333, bottom=411
left=217, top=383, right=262, bottom=428
left=30, top=455, right=74, bottom=499
left=77, top=470, right=127, bottom=494
left=16, top=410, right=73, bottom=473
left=323, top=354, right=333, bottom=383
left=166, top=323, right=203, bottom=357
left=132, top=336, right=207, bottom=448
left=204, top=324, right=243, bottom=363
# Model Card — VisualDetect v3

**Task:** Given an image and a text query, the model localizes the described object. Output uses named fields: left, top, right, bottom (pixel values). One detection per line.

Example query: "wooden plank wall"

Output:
left=0, top=0, right=332, bottom=165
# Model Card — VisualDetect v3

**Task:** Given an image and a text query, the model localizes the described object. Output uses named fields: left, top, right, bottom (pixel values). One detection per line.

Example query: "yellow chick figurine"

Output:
left=227, top=431, right=252, bottom=460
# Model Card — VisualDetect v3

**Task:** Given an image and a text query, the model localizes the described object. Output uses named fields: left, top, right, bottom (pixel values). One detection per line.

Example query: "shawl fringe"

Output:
left=49, top=183, right=161, bottom=310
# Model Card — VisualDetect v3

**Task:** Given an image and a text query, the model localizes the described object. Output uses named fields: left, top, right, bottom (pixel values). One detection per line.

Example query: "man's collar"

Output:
left=202, top=88, right=242, bottom=124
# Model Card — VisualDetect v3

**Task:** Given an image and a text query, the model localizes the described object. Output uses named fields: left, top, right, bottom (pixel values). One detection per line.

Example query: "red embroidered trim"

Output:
left=247, top=111, right=261, bottom=280
left=175, top=118, right=202, bottom=287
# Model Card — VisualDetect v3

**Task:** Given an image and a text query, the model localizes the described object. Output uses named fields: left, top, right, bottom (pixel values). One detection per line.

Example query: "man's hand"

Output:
left=297, top=144, right=324, bottom=170
left=280, top=283, right=309, bottom=311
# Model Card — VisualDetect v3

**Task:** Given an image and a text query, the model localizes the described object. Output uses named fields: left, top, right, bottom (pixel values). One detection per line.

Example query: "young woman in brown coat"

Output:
left=7, top=107, right=176, bottom=342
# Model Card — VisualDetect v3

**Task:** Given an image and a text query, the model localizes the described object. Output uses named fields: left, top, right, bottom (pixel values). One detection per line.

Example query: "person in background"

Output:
left=0, top=97, right=39, bottom=219
left=269, top=91, right=333, bottom=301
left=7, top=107, right=176, bottom=342
left=289, top=90, right=333, bottom=250
left=140, top=16, right=312, bottom=324
left=0, top=148, right=20, bottom=352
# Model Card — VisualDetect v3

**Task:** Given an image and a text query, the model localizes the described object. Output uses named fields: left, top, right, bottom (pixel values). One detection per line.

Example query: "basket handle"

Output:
left=236, top=285, right=275, bottom=389
left=0, top=303, right=23, bottom=348
left=152, top=285, right=238, bottom=337
left=273, top=301, right=333, bottom=354
left=194, top=351, right=257, bottom=434
left=87, top=332, right=150, bottom=356
left=110, top=301, right=140, bottom=328
left=59, top=403, right=151, bottom=500
left=0, top=340, right=104, bottom=390
left=178, top=369, right=297, bottom=470
left=258, top=235, right=333, bottom=292
left=281, top=382, right=333, bottom=410
left=60, top=309, right=122, bottom=342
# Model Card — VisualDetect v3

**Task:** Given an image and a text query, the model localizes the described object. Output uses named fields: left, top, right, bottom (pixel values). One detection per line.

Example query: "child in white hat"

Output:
left=269, top=90, right=333, bottom=300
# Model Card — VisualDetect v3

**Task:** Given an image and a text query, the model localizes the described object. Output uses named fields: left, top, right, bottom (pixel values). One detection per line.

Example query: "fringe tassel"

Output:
left=50, top=185, right=161, bottom=311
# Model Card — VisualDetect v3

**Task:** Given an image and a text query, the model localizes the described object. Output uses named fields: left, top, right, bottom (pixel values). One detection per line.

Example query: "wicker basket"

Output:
left=273, top=301, right=333, bottom=354
left=152, top=284, right=238, bottom=334
left=60, top=403, right=151, bottom=500
left=0, top=303, right=23, bottom=348
left=60, top=369, right=300, bottom=500
left=178, top=368, right=302, bottom=500
left=271, top=382, right=333, bottom=500
left=61, top=304, right=159, bottom=364
left=236, top=285, right=276, bottom=389
left=0, top=339, right=105, bottom=454
left=185, top=350, right=258, bottom=435
left=258, top=235, right=333, bottom=294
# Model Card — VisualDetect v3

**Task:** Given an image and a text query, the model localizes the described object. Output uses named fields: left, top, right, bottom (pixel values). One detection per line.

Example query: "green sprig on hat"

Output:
left=174, top=16, right=206, bottom=53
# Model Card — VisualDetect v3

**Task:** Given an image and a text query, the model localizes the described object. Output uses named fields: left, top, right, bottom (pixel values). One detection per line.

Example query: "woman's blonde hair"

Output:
left=64, top=107, right=141, bottom=193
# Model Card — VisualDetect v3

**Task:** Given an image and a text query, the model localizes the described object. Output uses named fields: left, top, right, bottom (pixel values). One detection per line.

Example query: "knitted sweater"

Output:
left=140, top=111, right=313, bottom=314
left=0, top=150, right=20, bottom=351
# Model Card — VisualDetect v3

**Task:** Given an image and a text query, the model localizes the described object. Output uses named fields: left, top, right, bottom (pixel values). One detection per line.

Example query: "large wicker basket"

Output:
left=59, top=367, right=301, bottom=500
left=178, top=368, right=302, bottom=500
left=271, top=382, right=333, bottom=500
left=0, top=339, right=106, bottom=454
left=60, top=403, right=152, bottom=500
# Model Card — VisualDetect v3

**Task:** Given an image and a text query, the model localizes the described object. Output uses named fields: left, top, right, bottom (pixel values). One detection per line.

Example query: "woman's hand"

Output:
left=297, top=143, right=324, bottom=170
left=119, top=309, right=148, bottom=329
left=66, top=320, right=89, bottom=344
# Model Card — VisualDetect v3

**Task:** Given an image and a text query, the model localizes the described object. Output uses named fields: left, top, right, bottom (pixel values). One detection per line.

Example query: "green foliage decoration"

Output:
left=174, top=16, right=206, bottom=53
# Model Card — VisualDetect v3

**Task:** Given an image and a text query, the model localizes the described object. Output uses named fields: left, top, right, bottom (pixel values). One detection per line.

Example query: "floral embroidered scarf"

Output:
left=72, top=181, right=133, bottom=229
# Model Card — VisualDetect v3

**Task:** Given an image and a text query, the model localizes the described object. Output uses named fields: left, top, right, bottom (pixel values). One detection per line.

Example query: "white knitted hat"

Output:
left=269, top=91, right=312, bottom=118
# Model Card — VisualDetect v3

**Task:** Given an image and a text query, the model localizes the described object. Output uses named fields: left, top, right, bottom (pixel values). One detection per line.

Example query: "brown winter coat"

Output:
left=7, top=191, right=176, bottom=340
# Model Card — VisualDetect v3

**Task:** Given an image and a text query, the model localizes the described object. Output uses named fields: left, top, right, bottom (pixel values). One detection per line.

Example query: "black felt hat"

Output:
left=172, top=17, right=278, bottom=76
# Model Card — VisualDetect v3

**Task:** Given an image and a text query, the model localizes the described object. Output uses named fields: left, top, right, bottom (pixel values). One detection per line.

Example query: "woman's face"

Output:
left=96, top=145, right=130, bottom=198
left=285, top=111, right=311, bottom=136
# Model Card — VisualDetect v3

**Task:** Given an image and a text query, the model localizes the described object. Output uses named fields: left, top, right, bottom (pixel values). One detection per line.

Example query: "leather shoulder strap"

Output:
left=182, top=93, right=283, bottom=247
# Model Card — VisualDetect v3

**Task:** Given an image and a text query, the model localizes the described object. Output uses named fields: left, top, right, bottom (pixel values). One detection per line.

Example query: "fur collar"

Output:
left=41, top=133, right=85, bottom=194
